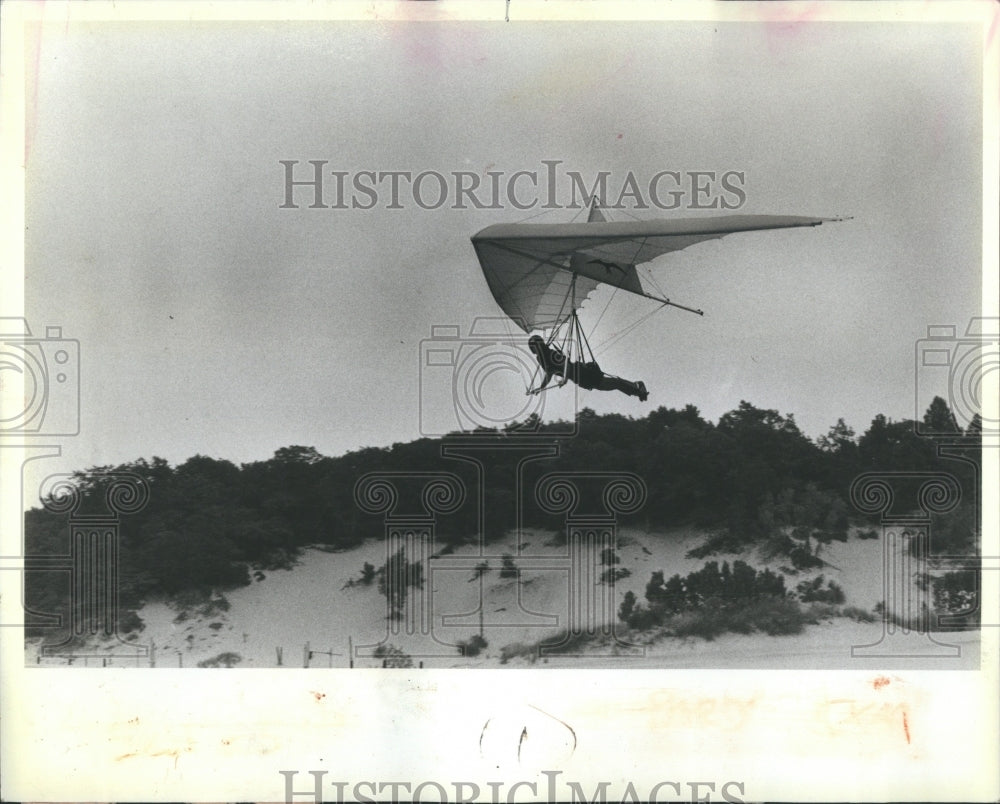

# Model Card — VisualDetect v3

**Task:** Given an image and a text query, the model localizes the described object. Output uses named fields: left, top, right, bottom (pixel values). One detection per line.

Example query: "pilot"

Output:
left=527, top=335, right=648, bottom=402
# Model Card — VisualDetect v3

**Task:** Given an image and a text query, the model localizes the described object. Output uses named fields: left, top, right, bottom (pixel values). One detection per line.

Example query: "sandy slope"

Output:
left=26, top=529, right=979, bottom=670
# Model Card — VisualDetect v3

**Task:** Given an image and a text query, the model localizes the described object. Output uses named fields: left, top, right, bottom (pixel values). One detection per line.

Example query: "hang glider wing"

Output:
left=471, top=213, right=836, bottom=332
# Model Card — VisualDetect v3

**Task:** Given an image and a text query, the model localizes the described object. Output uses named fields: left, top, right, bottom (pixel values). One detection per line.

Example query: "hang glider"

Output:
left=471, top=202, right=843, bottom=397
left=471, top=205, right=839, bottom=333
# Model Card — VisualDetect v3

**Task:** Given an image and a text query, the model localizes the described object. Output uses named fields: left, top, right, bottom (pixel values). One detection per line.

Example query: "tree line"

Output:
left=23, top=397, right=981, bottom=638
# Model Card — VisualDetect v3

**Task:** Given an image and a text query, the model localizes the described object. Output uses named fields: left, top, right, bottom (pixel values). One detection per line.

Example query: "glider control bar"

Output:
left=645, top=294, right=704, bottom=316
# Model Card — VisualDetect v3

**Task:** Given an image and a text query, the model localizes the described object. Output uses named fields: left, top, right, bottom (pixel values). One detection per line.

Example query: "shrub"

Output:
left=197, top=651, right=242, bottom=668
left=373, top=644, right=413, bottom=668
left=789, top=545, right=823, bottom=571
left=750, top=596, right=806, bottom=635
left=625, top=604, right=663, bottom=631
left=618, top=591, right=637, bottom=622
left=378, top=549, right=425, bottom=619
left=541, top=629, right=598, bottom=655
left=199, top=594, right=231, bottom=617
left=456, top=634, right=488, bottom=657
left=686, top=530, right=747, bottom=559
left=499, top=642, right=536, bottom=665
left=841, top=605, right=876, bottom=623
left=796, top=575, right=845, bottom=604
left=933, top=570, right=977, bottom=616
left=619, top=591, right=664, bottom=630
left=171, top=588, right=212, bottom=610
left=499, top=630, right=593, bottom=662
left=117, top=609, right=145, bottom=634
left=856, top=528, right=879, bottom=540
left=804, top=602, right=840, bottom=622
left=761, top=532, right=797, bottom=562
left=643, top=560, right=787, bottom=617
left=257, top=548, right=297, bottom=571
left=666, top=597, right=806, bottom=639
left=668, top=607, right=728, bottom=641
left=600, top=567, right=631, bottom=584
left=499, top=554, right=518, bottom=579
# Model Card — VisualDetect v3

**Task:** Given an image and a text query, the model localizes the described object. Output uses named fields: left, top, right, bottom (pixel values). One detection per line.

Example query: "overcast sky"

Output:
left=21, top=16, right=985, bottom=478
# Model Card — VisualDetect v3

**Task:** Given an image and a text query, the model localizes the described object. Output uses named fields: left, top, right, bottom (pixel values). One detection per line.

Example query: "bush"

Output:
left=499, top=642, right=536, bottom=665
left=626, top=604, right=663, bottom=631
left=197, top=651, right=242, bottom=668
left=618, top=591, right=637, bottom=622
left=499, top=554, right=518, bottom=579
left=660, top=596, right=806, bottom=640
left=795, top=575, right=845, bottom=604
left=498, top=630, right=595, bottom=662
left=856, top=528, right=879, bottom=540
left=668, top=607, right=728, bottom=641
left=256, top=548, right=297, bottom=571
left=456, top=634, right=488, bottom=657
left=171, top=588, right=213, bottom=610
left=378, top=549, right=424, bottom=619
left=200, top=594, right=231, bottom=617
left=620, top=590, right=664, bottom=630
left=933, top=570, right=977, bottom=616
left=117, top=609, right=145, bottom=634
left=644, top=560, right=787, bottom=615
left=373, top=644, right=413, bottom=668
left=686, top=530, right=747, bottom=559
left=841, top=605, right=876, bottom=623
left=789, top=545, right=823, bottom=570
left=804, top=602, right=840, bottom=622
left=750, top=597, right=806, bottom=635
left=541, top=629, right=599, bottom=655
left=600, top=567, right=631, bottom=584
left=760, top=532, right=796, bottom=562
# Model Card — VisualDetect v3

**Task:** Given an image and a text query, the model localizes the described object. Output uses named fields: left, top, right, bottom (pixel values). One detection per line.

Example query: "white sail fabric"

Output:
left=472, top=213, right=833, bottom=332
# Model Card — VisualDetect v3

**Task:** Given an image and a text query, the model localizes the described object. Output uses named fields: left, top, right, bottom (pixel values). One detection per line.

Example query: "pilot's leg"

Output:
left=596, top=375, right=638, bottom=396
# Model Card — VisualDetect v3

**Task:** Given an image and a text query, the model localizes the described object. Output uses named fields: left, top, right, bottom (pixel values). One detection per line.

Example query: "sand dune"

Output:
left=26, top=529, right=979, bottom=670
